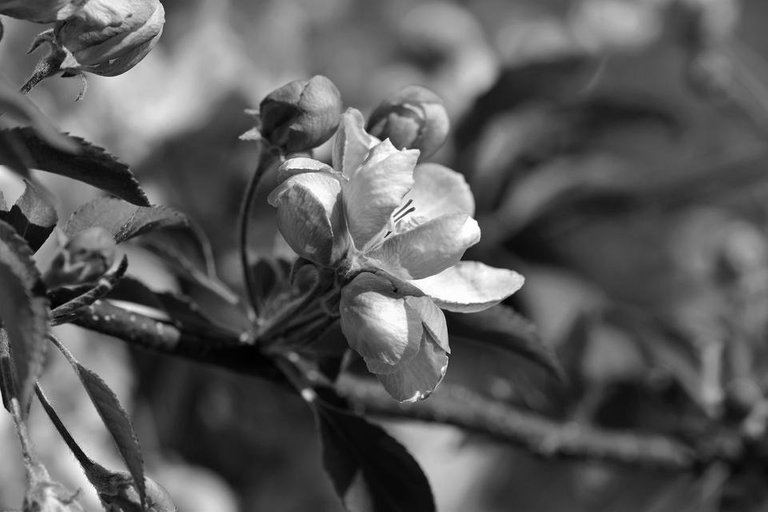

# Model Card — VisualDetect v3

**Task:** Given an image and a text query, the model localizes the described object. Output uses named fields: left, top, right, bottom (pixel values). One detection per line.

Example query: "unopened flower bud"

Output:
left=44, top=227, right=117, bottom=288
left=366, top=85, right=450, bottom=159
left=53, top=0, right=165, bottom=77
left=21, top=0, right=164, bottom=94
left=0, top=0, right=81, bottom=24
left=259, top=75, right=343, bottom=152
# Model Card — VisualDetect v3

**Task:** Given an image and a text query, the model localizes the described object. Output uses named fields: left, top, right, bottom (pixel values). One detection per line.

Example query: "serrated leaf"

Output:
left=315, top=388, right=435, bottom=512
left=0, top=221, right=49, bottom=417
left=0, top=127, right=149, bottom=206
left=64, top=197, right=187, bottom=243
left=446, top=305, right=564, bottom=381
left=0, top=180, right=58, bottom=252
left=75, top=363, right=146, bottom=507
left=0, top=81, right=77, bottom=154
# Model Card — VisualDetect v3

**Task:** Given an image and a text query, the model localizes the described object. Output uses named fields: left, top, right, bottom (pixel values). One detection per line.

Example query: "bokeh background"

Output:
left=4, top=0, right=768, bottom=510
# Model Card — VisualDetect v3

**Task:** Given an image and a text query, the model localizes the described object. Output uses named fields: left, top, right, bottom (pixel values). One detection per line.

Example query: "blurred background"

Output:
left=4, top=0, right=768, bottom=510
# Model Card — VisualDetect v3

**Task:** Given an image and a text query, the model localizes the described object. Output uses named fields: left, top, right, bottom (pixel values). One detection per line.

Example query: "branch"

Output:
left=72, top=301, right=738, bottom=470
left=336, top=376, right=717, bottom=470
left=69, top=300, right=281, bottom=380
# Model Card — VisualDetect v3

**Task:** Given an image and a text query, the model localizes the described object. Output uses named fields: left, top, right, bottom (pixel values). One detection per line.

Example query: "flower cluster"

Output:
left=268, top=105, right=524, bottom=402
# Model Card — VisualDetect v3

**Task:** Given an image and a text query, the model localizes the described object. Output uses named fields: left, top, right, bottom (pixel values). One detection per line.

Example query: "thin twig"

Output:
left=239, top=142, right=283, bottom=322
left=10, top=398, right=34, bottom=466
left=69, top=300, right=281, bottom=379
left=64, top=302, right=743, bottom=470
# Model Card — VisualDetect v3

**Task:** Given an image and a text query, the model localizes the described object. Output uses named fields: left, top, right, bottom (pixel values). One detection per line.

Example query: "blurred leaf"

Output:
left=73, top=362, right=147, bottom=507
left=0, top=221, right=48, bottom=417
left=315, top=387, right=435, bottom=512
left=249, top=258, right=282, bottom=311
left=0, top=180, right=57, bottom=252
left=0, top=82, right=77, bottom=153
left=0, top=127, right=149, bottom=206
left=556, top=310, right=597, bottom=402
left=455, top=54, right=598, bottom=149
left=64, top=197, right=187, bottom=243
left=248, top=257, right=296, bottom=318
left=0, top=129, right=32, bottom=178
left=107, top=276, right=244, bottom=341
left=446, top=305, right=564, bottom=381
left=139, top=225, right=240, bottom=306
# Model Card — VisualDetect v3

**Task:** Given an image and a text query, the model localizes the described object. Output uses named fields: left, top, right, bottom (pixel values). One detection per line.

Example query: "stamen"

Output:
left=392, top=199, right=414, bottom=219
left=393, top=206, right=416, bottom=223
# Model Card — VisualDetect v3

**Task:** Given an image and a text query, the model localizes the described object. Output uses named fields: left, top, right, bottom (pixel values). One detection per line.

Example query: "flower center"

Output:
left=384, top=199, right=416, bottom=239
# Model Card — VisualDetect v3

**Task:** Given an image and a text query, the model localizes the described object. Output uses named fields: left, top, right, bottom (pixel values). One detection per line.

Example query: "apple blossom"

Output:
left=268, top=109, right=524, bottom=401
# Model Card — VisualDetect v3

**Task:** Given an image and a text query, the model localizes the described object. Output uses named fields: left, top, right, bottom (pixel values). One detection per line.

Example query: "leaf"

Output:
left=0, top=221, right=49, bottom=417
left=0, top=81, right=77, bottom=154
left=0, top=127, right=149, bottom=206
left=64, top=197, right=187, bottom=243
left=106, top=276, right=243, bottom=340
left=315, top=388, right=435, bottom=512
left=75, top=363, right=146, bottom=507
left=0, top=129, right=32, bottom=177
left=139, top=225, right=240, bottom=305
left=0, top=180, right=58, bottom=252
left=446, top=305, right=564, bottom=381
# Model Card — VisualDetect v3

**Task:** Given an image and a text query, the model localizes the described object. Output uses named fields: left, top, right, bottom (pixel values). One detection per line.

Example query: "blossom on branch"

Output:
left=269, top=109, right=524, bottom=401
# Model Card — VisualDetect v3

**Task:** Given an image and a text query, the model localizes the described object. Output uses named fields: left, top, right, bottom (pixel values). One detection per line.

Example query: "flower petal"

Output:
left=278, top=157, right=338, bottom=184
left=340, top=273, right=422, bottom=368
left=411, top=261, right=525, bottom=313
left=267, top=172, right=346, bottom=266
left=377, top=334, right=449, bottom=402
left=405, top=296, right=449, bottom=353
left=332, top=108, right=379, bottom=178
left=366, top=294, right=448, bottom=375
left=368, top=213, right=480, bottom=280
left=404, top=163, right=475, bottom=223
left=343, top=140, right=419, bottom=249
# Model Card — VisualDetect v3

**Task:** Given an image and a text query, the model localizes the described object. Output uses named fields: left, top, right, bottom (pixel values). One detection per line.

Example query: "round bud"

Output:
left=44, top=227, right=117, bottom=287
left=366, top=85, right=450, bottom=159
left=53, top=0, right=165, bottom=77
left=259, top=75, right=343, bottom=152
left=0, top=0, right=81, bottom=23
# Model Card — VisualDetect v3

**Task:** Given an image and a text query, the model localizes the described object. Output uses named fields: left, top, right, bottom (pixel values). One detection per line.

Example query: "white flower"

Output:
left=268, top=109, right=524, bottom=401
